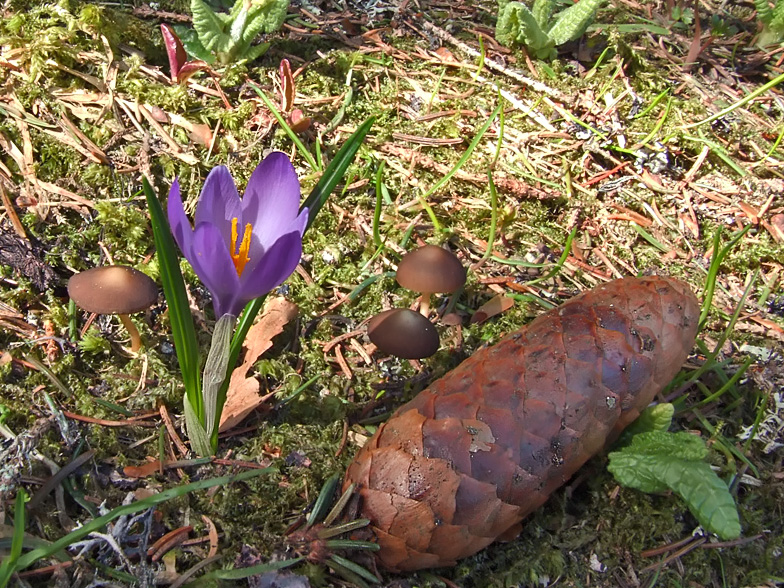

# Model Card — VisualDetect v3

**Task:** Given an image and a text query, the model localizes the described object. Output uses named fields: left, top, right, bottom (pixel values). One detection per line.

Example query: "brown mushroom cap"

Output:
left=396, top=245, right=466, bottom=294
left=68, top=266, right=158, bottom=314
left=367, top=309, right=439, bottom=359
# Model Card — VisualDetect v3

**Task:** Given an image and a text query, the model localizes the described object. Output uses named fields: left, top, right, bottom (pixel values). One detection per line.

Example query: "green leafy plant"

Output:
left=607, top=405, right=741, bottom=540
left=495, top=0, right=605, bottom=58
left=755, top=0, right=784, bottom=47
left=177, top=0, right=289, bottom=65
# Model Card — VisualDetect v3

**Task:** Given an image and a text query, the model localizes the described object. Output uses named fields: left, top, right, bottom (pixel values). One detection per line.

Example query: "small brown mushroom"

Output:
left=367, top=308, right=439, bottom=359
left=68, top=266, right=158, bottom=353
left=396, top=244, right=467, bottom=317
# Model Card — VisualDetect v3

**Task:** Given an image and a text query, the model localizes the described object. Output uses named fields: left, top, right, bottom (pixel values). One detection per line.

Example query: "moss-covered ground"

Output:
left=0, top=0, right=782, bottom=586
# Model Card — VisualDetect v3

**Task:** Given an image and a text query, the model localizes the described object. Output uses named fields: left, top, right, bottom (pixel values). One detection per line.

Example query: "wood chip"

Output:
left=470, top=295, right=514, bottom=325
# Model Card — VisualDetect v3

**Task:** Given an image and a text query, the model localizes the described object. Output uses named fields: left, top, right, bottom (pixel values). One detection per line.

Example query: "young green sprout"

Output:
left=68, top=266, right=157, bottom=353
left=367, top=308, right=440, bottom=359
left=395, top=245, right=466, bottom=317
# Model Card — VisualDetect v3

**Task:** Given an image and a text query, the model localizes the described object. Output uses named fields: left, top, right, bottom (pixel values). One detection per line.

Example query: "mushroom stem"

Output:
left=118, top=314, right=142, bottom=353
left=417, top=294, right=432, bottom=317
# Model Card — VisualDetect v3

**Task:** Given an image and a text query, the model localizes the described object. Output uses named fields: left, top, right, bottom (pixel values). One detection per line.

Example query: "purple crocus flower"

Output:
left=167, top=152, right=308, bottom=318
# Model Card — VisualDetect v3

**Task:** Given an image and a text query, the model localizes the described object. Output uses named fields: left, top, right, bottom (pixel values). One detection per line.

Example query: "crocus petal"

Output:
left=238, top=230, right=304, bottom=302
left=194, top=166, right=243, bottom=250
left=244, top=207, right=308, bottom=278
left=189, top=223, right=242, bottom=317
left=167, top=179, right=194, bottom=257
left=242, top=152, right=302, bottom=250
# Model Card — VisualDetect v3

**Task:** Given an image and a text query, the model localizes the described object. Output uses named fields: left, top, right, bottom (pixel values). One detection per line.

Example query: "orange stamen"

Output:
left=230, top=217, right=252, bottom=276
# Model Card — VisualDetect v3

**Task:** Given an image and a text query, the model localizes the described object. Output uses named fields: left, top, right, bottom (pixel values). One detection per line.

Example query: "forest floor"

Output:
left=0, top=0, right=783, bottom=586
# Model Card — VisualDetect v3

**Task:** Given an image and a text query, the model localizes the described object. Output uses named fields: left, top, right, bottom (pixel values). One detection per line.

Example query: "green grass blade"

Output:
left=685, top=268, right=757, bottom=396
left=249, top=83, right=319, bottom=172
left=483, top=171, right=499, bottom=261
left=482, top=94, right=504, bottom=261
left=306, top=473, right=340, bottom=529
left=523, top=226, right=577, bottom=287
left=695, top=356, right=753, bottom=407
left=633, top=88, right=670, bottom=119
left=201, top=557, right=303, bottom=580
left=682, top=70, right=784, bottom=129
left=630, top=223, right=669, bottom=252
left=372, top=161, right=385, bottom=248
left=681, top=133, right=747, bottom=177
left=143, top=178, right=203, bottom=419
left=636, top=96, right=671, bottom=148
left=699, top=226, right=751, bottom=330
left=317, top=518, right=371, bottom=539
left=300, top=116, right=376, bottom=229
left=329, top=554, right=379, bottom=583
left=0, top=489, right=26, bottom=588
left=421, top=101, right=502, bottom=204
left=14, top=468, right=271, bottom=573
left=323, top=483, right=356, bottom=527
left=324, top=539, right=380, bottom=551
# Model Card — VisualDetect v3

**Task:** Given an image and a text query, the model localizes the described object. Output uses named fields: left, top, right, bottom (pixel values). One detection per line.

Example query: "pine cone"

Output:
left=344, top=276, right=699, bottom=571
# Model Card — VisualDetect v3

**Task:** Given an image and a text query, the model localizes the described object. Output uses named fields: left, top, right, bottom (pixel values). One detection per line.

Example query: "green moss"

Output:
left=77, top=327, right=111, bottom=355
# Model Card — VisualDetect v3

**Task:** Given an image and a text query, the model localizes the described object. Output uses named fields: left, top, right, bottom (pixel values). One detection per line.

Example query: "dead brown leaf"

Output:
left=123, top=459, right=162, bottom=478
left=219, top=297, right=298, bottom=432
left=764, top=214, right=784, bottom=242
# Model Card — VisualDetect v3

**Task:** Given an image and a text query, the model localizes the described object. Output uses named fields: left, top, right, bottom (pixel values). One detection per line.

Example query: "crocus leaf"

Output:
left=608, top=431, right=741, bottom=540
left=250, top=84, right=319, bottom=170
left=143, top=178, right=203, bottom=419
